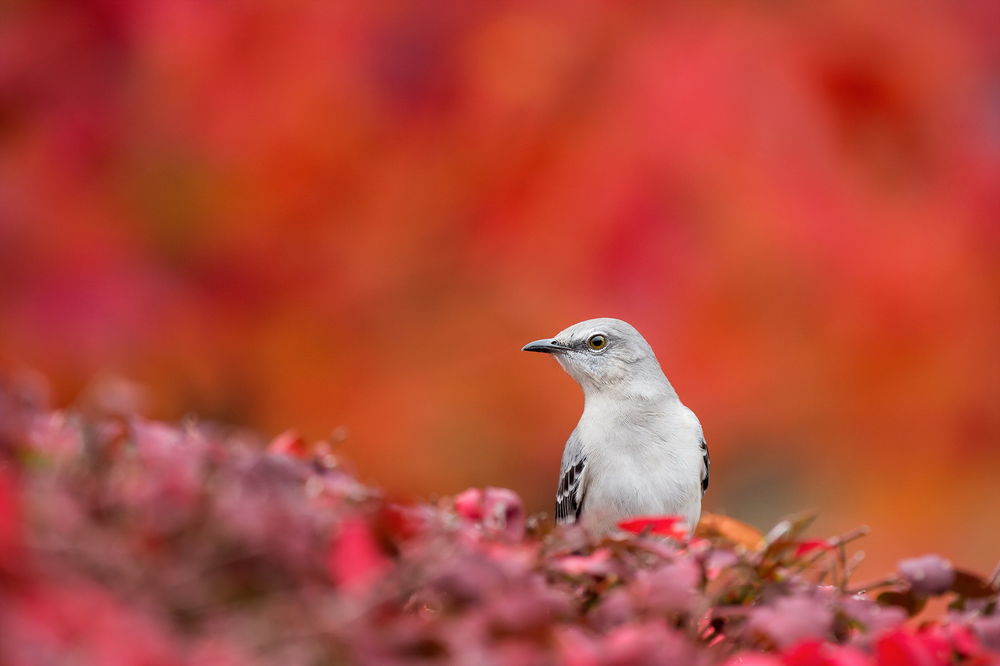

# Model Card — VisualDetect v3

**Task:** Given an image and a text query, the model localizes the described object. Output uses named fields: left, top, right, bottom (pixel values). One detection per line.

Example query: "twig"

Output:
left=844, top=550, right=866, bottom=582
left=845, top=576, right=900, bottom=596
left=836, top=542, right=848, bottom=590
left=790, top=526, right=870, bottom=575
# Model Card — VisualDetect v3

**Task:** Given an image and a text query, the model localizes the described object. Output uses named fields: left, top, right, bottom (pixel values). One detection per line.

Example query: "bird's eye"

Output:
left=587, top=334, right=607, bottom=350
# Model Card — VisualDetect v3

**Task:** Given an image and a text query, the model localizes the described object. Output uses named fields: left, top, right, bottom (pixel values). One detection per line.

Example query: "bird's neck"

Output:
left=580, top=379, right=678, bottom=415
left=576, top=386, right=681, bottom=453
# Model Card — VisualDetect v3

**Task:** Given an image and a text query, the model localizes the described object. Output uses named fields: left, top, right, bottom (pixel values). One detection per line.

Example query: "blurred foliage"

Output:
left=1, top=390, right=999, bottom=664
left=0, top=0, right=998, bottom=583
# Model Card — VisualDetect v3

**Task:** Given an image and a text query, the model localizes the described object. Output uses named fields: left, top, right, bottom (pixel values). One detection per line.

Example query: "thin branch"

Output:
left=846, top=576, right=900, bottom=596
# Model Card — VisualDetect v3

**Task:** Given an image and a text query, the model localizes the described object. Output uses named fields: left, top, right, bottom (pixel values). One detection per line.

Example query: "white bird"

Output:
left=522, top=318, right=709, bottom=534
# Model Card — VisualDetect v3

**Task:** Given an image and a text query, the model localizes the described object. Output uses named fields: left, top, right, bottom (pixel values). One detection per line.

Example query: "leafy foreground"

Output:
left=0, top=388, right=998, bottom=665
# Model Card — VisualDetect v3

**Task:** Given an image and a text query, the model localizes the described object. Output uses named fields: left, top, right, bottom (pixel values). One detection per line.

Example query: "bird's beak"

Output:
left=521, top=338, right=569, bottom=354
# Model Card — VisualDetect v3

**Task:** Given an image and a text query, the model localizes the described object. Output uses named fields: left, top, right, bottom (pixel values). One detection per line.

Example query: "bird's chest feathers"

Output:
left=577, top=397, right=685, bottom=457
left=576, top=400, right=701, bottom=503
left=582, top=423, right=686, bottom=486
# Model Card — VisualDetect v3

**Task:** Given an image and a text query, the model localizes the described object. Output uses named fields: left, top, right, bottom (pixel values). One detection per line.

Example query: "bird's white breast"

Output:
left=576, top=396, right=704, bottom=533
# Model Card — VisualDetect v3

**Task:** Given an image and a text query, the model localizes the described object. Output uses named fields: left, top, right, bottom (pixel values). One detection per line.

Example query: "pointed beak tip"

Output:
left=522, top=338, right=565, bottom=354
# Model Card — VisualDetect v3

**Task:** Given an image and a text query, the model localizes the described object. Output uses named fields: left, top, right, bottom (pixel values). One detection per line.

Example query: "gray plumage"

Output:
left=523, top=318, right=709, bottom=534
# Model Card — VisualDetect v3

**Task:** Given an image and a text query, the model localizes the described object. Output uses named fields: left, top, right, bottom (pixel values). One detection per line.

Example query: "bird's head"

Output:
left=522, top=318, right=672, bottom=396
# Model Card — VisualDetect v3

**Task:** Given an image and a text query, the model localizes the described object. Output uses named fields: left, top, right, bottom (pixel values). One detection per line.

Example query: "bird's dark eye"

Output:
left=587, top=334, right=607, bottom=350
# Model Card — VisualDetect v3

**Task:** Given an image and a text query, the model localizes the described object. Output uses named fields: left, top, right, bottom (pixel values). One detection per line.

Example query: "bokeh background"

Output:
left=1, top=0, right=998, bottom=580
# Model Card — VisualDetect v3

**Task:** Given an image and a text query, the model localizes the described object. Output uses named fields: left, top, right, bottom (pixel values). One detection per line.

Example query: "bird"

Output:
left=522, top=318, right=709, bottom=535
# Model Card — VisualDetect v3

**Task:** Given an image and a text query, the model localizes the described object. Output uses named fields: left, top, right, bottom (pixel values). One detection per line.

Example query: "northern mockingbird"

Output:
left=522, top=318, right=709, bottom=534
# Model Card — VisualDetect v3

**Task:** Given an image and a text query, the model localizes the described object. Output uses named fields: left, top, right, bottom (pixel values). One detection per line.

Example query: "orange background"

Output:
left=2, top=0, right=998, bottom=579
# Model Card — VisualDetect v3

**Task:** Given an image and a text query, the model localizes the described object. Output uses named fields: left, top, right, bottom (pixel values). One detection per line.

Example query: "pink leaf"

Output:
left=897, top=554, right=955, bottom=596
left=632, top=558, right=700, bottom=614
left=748, top=596, right=834, bottom=648
left=453, top=487, right=525, bottom=540
left=721, top=654, right=783, bottom=666
left=555, top=548, right=612, bottom=576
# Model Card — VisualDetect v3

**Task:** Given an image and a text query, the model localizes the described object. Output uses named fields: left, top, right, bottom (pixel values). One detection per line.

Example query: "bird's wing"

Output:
left=700, top=437, right=710, bottom=495
left=555, top=430, right=587, bottom=525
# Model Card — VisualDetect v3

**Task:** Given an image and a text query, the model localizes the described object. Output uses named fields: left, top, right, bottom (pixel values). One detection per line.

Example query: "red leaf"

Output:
left=454, top=487, right=484, bottom=521
left=379, top=503, right=431, bottom=541
left=617, top=516, right=689, bottom=539
left=946, top=624, right=984, bottom=657
left=794, top=540, right=832, bottom=558
left=875, top=630, right=939, bottom=666
left=0, top=468, right=21, bottom=571
left=782, top=640, right=871, bottom=666
left=327, top=517, right=390, bottom=594
left=268, top=430, right=310, bottom=459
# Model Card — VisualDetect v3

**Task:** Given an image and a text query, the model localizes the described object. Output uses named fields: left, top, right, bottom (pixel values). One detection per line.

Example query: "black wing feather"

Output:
left=555, top=456, right=586, bottom=524
left=700, top=437, right=710, bottom=494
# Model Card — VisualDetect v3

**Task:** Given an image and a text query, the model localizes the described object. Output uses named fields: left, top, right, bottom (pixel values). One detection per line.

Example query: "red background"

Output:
left=1, top=0, right=998, bottom=579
